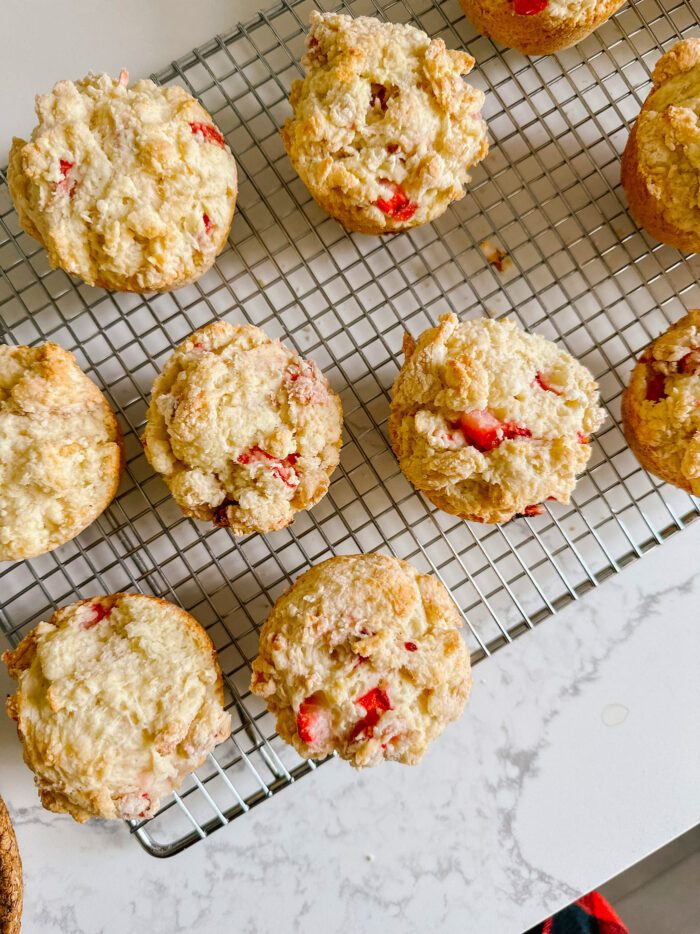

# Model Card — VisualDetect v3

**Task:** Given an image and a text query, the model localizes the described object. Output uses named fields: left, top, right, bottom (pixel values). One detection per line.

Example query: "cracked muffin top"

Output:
left=622, top=39, right=700, bottom=253
left=8, top=71, right=237, bottom=292
left=622, top=310, right=700, bottom=495
left=0, top=342, right=123, bottom=562
left=250, top=553, right=472, bottom=768
left=3, top=593, right=231, bottom=823
left=142, top=320, right=343, bottom=535
left=389, top=313, right=606, bottom=523
left=281, top=12, right=488, bottom=234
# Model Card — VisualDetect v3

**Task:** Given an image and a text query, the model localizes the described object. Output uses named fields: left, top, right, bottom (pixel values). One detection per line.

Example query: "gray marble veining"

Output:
left=2, top=525, right=699, bottom=934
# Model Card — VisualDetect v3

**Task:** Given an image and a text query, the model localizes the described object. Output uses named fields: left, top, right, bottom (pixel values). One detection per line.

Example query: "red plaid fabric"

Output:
left=525, top=891, right=628, bottom=934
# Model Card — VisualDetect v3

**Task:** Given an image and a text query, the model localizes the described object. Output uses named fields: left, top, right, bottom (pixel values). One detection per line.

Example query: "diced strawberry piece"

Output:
left=284, top=359, right=327, bottom=404
left=502, top=421, right=533, bottom=440
left=237, top=446, right=299, bottom=488
left=348, top=687, right=392, bottom=744
left=375, top=179, right=418, bottom=221
left=679, top=350, right=700, bottom=374
left=577, top=432, right=589, bottom=444
left=459, top=409, right=502, bottom=450
left=513, top=0, right=548, bottom=13
left=118, top=69, right=129, bottom=88
left=297, top=693, right=331, bottom=747
left=459, top=409, right=532, bottom=452
left=533, top=372, right=562, bottom=395
left=404, top=642, right=418, bottom=651
left=202, top=213, right=213, bottom=235
left=523, top=504, right=545, bottom=516
left=354, top=687, right=392, bottom=716
left=189, top=121, right=226, bottom=148
left=137, top=793, right=150, bottom=819
left=645, top=371, right=667, bottom=402
left=80, top=601, right=111, bottom=630
left=56, top=160, right=77, bottom=197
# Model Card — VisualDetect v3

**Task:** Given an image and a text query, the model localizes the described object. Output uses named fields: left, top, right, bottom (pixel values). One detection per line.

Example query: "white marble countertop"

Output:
left=2, top=524, right=699, bottom=934
left=2, top=2, right=700, bottom=932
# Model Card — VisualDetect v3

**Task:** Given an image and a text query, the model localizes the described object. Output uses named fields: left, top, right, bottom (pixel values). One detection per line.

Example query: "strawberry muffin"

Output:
left=622, top=39, right=700, bottom=254
left=8, top=70, right=237, bottom=292
left=0, top=342, right=124, bottom=562
left=250, top=554, right=472, bottom=768
left=3, top=593, right=231, bottom=823
left=142, top=320, right=343, bottom=535
left=281, top=12, right=488, bottom=235
left=622, top=311, right=700, bottom=494
left=459, top=0, right=625, bottom=55
left=0, top=795, right=22, bottom=934
left=389, top=314, right=606, bottom=523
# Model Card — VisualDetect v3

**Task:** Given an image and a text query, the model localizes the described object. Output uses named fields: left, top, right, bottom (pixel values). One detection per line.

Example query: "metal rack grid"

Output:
left=1, top=0, right=699, bottom=857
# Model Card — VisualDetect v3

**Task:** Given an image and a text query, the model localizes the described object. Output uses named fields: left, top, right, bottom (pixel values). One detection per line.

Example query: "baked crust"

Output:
left=142, top=320, right=343, bottom=535
left=250, top=554, right=472, bottom=768
left=0, top=796, right=22, bottom=934
left=621, top=39, right=700, bottom=252
left=281, top=12, right=488, bottom=234
left=0, top=341, right=124, bottom=562
left=621, top=310, right=700, bottom=494
left=459, top=0, right=624, bottom=55
left=389, top=313, right=606, bottom=523
left=2, top=593, right=231, bottom=823
left=7, top=71, right=237, bottom=292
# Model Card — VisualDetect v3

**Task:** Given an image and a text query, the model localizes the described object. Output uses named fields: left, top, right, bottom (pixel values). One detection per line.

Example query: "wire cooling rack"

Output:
left=1, top=0, right=699, bottom=858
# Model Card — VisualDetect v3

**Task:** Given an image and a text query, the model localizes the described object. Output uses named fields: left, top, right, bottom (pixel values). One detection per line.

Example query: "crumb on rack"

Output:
left=480, top=240, right=512, bottom=273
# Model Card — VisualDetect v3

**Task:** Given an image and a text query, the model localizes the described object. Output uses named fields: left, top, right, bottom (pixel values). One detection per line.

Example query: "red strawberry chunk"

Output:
left=375, top=179, right=418, bottom=221
left=523, top=504, right=545, bottom=516
left=56, top=160, right=77, bottom=197
left=80, top=601, right=111, bottom=630
left=645, top=371, right=667, bottom=402
left=118, top=69, right=129, bottom=88
left=404, top=642, right=418, bottom=651
left=137, top=793, right=150, bottom=819
left=513, top=0, right=548, bottom=13
left=459, top=409, right=532, bottom=452
left=284, top=359, right=327, bottom=404
left=189, top=121, right=226, bottom=148
left=679, top=350, right=700, bottom=374
left=297, top=693, right=331, bottom=746
left=348, top=687, right=392, bottom=743
left=202, top=213, right=213, bottom=235
left=577, top=432, right=589, bottom=444
left=237, top=446, right=299, bottom=488
left=533, top=372, right=562, bottom=395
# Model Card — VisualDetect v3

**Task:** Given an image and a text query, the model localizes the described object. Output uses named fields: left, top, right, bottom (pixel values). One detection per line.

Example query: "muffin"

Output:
left=389, top=313, right=606, bottom=523
left=621, top=39, right=700, bottom=253
left=0, top=796, right=22, bottom=934
left=459, top=0, right=625, bottom=55
left=142, top=320, right=343, bottom=535
left=0, top=342, right=124, bottom=562
left=281, top=12, right=488, bottom=235
left=8, top=70, right=237, bottom=292
left=622, top=310, right=700, bottom=494
left=3, top=593, right=231, bottom=823
left=250, top=553, right=472, bottom=768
